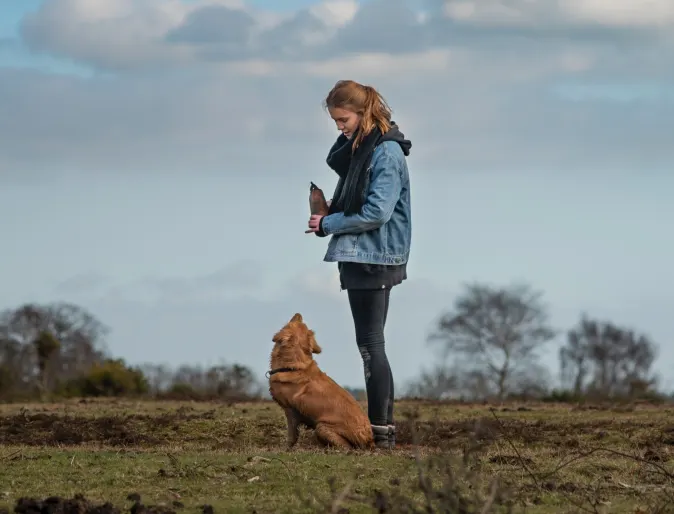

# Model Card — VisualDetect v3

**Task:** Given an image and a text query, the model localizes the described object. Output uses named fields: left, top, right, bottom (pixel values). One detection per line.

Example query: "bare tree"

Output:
left=34, top=330, right=61, bottom=398
left=213, top=364, right=261, bottom=398
left=140, top=363, right=174, bottom=394
left=509, top=363, right=551, bottom=400
left=0, top=305, right=44, bottom=390
left=559, top=322, right=590, bottom=397
left=428, top=283, right=556, bottom=400
left=162, top=363, right=262, bottom=399
left=0, top=302, right=109, bottom=394
left=0, top=333, right=33, bottom=395
left=560, top=315, right=658, bottom=399
left=405, top=365, right=460, bottom=400
left=45, top=302, right=110, bottom=378
left=172, top=364, right=208, bottom=391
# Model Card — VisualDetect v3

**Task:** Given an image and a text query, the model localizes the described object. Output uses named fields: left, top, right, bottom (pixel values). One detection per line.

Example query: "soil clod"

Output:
left=5, top=495, right=186, bottom=514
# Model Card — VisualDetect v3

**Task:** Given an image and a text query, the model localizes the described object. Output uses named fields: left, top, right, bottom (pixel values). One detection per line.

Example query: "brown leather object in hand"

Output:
left=309, top=182, right=329, bottom=216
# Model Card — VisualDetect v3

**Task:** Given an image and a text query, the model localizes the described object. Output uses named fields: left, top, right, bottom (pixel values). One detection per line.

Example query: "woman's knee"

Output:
left=358, top=341, right=388, bottom=376
left=355, top=327, right=385, bottom=349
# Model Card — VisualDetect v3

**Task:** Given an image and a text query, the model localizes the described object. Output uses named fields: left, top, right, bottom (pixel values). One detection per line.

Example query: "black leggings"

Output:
left=347, top=288, right=394, bottom=427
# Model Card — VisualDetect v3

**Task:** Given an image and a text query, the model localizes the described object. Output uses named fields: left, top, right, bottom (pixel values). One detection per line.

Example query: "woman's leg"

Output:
left=347, top=288, right=392, bottom=445
left=382, top=291, right=395, bottom=426
left=382, top=290, right=395, bottom=446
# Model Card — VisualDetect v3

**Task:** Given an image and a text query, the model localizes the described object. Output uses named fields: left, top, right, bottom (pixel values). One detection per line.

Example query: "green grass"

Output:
left=1, top=399, right=674, bottom=513
left=1, top=447, right=420, bottom=513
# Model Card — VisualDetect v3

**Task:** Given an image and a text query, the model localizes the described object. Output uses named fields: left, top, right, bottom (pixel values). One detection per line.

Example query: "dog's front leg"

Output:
left=284, top=408, right=301, bottom=448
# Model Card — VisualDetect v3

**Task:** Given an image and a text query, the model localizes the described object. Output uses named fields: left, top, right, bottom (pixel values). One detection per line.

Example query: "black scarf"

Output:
left=325, top=123, right=411, bottom=216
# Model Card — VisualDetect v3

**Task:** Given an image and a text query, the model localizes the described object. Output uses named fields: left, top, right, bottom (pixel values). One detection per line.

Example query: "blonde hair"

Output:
left=323, top=80, right=393, bottom=149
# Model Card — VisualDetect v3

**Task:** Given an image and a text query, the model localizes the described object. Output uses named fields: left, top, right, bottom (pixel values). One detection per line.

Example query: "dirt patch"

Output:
left=1, top=407, right=668, bottom=451
left=394, top=416, right=664, bottom=449
left=395, top=416, right=502, bottom=447
left=0, top=493, right=215, bottom=514
left=0, top=411, right=215, bottom=447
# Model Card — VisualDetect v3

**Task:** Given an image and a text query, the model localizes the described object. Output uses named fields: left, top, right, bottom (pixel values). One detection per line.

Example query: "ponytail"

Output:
left=324, top=80, right=393, bottom=150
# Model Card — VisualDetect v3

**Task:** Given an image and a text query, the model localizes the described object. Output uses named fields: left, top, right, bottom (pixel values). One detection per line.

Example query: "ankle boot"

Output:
left=371, top=424, right=390, bottom=449
left=388, top=424, right=396, bottom=449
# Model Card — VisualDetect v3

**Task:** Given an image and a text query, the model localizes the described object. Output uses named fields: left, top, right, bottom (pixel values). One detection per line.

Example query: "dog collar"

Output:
left=266, top=367, right=298, bottom=379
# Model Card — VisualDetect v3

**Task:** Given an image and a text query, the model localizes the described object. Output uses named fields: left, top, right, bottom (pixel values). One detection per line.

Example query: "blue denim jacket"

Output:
left=320, top=140, right=411, bottom=265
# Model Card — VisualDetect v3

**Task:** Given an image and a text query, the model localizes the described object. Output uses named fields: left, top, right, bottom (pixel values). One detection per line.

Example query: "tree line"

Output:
left=406, top=283, right=664, bottom=403
left=0, top=282, right=667, bottom=403
left=0, top=302, right=262, bottom=401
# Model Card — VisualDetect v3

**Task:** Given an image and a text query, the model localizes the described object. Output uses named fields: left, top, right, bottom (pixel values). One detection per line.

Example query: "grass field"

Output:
left=1, top=399, right=673, bottom=513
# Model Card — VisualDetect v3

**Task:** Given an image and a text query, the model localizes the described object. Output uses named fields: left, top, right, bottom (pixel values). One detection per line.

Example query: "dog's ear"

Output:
left=272, top=328, right=293, bottom=345
left=309, top=330, right=322, bottom=354
left=290, top=313, right=303, bottom=323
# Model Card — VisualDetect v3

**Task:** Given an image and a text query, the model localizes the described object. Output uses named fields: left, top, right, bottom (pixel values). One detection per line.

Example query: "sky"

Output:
left=1, top=0, right=673, bottom=393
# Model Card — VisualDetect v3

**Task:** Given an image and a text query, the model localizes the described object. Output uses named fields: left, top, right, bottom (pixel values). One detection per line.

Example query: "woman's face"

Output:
left=328, top=106, right=361, bottom=140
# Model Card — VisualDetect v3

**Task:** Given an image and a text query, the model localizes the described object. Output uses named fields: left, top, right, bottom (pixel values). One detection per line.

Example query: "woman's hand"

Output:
left=305, top=214, right=324, bottom=234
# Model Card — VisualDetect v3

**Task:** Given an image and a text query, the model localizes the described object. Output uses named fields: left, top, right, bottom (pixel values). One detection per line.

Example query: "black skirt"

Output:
left=338, top=262, right=407, bottom=290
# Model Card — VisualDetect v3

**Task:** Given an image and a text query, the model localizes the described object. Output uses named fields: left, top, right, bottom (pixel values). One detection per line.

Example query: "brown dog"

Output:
left=268, top=313, right=374, bottom=450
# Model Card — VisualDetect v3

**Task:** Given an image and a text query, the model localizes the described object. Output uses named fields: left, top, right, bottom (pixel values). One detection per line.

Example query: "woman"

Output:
left=306, top=79, right=412, bottom=449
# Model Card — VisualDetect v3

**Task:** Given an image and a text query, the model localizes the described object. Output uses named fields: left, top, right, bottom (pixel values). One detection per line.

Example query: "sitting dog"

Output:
left=268, top=313, right=374, bottom=450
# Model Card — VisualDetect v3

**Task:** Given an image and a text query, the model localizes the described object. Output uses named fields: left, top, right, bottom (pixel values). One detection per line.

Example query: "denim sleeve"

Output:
left=321, top=147, right=402, bottom=236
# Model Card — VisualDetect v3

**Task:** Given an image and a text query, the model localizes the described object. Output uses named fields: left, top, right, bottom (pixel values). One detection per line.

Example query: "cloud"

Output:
left=133, top=261, right=265, bottom=301
left=0, top=65, right=332, bottom=174
left=15, top=0, right=674, bottom=87
left=440, top=0, right=674, bottom=31
left=19, top=0, right=672, bottom=70
left=2, top=0, right=673, bottom=177
left=20, top=0, right=190, bottom=70
left=253, top=10, right=331, bottom=60
left=3, top=62, right=673, bottom=177
left=326, top=0, right=427, bottom=55
left=166, top=5, right=255, bottom=50
left=558, top=0, right=674, bottom=28
left=54, top=262, right=268, bottom=306
left=309, top=0, right=358, bottom=28
left=53, top=272, right=109, bottom=295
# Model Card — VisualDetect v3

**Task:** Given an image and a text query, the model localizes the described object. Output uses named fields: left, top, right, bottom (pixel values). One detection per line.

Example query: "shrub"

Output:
left=62, top=359, right=149, bottom=397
